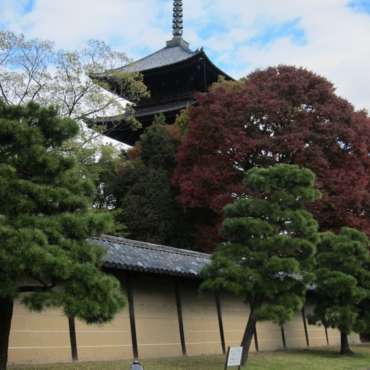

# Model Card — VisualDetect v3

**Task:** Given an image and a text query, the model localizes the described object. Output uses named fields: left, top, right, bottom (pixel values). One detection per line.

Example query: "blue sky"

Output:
left=349, top=0, right=370, bottom=13
left=2, top=0, right=370, bottom=110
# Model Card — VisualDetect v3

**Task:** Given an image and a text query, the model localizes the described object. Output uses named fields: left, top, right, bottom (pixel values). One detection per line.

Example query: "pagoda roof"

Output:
left=97, top=38, right=232, bottom=80
left=117, top=43, right=198, bottom=74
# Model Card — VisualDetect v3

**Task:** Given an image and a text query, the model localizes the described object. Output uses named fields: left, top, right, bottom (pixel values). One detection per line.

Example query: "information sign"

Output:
left=224, top=346, right=243, bottom=369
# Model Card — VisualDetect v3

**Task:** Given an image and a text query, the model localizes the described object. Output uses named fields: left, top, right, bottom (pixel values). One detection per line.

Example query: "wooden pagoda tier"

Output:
left=94, top=38, right=232, bottom=145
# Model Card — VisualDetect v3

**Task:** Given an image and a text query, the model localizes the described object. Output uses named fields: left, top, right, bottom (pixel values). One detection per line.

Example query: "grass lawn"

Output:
left=10, top=345, right=370, bottom=370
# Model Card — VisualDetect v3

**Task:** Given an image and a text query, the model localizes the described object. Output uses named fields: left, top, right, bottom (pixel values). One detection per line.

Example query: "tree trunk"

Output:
left=340, top=331, right=353, bottom=355
left=0, top=298, right=14, bottom=370
left=240, top=307, right=256, bottom=366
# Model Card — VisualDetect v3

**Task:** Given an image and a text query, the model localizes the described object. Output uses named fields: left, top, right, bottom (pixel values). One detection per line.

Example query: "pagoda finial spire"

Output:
left=173, top=0, right=183, bottom=38
left=167, top=0, right=189, bottom=48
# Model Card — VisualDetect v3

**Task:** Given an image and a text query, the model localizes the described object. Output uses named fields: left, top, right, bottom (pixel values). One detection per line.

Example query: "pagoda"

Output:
left=97, top=0, right=232, bottom=145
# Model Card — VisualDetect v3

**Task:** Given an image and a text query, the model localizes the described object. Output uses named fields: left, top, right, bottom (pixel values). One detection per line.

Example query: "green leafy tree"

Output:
left=201, top=164, right=320, bottom=365
left=309, top=228, right=370, bottom=355
left=140, top=117, right=178, bottom=172
left=116, top=164, right=183, bottom=244
left=0, top=102, right=125, bottom=370
left=173, top=108, right=190, bottom=135
left=113, top=118, right=194, bottom=248
left=87, top=144, right=128, bottom=237
left=91, top=145, right=123, bottom=209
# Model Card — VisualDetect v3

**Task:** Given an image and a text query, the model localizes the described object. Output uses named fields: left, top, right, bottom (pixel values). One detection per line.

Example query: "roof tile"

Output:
left=117, top=45, right=197, bottom=73
left=92, top=235, right=210, bottom=278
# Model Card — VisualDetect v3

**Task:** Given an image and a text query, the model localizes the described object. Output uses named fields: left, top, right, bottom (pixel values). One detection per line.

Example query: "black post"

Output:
left=0, top=298, right=14, bottom=370
left=253, top=322, right=259, bottom=352
left=301, top=308, right=310, bottom=347
left=215, top=293, right=226, bottom=354
left=68, top=317, right=78, bottom=361
left=281, top=325, right=287, bottom=349
left=127, top=273, right=139, bottom=359
left=175, top=280, right=187, bottom=355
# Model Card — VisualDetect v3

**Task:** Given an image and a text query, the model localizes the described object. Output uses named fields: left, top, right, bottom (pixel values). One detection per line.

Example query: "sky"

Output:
left=1, top=0, right=370, bottom=111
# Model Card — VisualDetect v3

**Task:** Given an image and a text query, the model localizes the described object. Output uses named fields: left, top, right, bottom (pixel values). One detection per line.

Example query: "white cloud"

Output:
left=2, top=0, right=370, bottom=110
left=3, top=0, right=171, bottom=50
left=223, top=0, right=370, bottom=110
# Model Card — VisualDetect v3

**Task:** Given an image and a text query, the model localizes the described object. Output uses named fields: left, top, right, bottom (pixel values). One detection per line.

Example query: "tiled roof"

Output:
left=92, top=235, right=210, bottom=278
left=116, top=44, right=199, bottom=74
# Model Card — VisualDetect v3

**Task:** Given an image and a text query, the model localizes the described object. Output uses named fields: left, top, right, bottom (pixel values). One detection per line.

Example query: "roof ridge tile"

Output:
left=94, top=235, right=210, bottom=259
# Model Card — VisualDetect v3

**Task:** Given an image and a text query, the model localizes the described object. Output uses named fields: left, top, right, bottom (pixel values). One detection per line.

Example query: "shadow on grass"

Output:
left=287, top=347, right=367, bottom=360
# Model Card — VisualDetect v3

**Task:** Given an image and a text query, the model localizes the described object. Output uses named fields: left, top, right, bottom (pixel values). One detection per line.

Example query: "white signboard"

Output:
left=226, top=346, right=243, bottom=368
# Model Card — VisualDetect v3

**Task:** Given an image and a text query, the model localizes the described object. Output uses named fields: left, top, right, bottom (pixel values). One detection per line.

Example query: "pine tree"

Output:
left=201, top=164, right=320, bottom=365
left=309, top=228, right=370, bottom=355
left=0, top=102, right=125, bottom=370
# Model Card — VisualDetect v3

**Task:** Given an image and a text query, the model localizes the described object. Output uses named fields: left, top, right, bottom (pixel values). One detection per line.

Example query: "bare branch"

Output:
left=0, top=81, right=9, bottom=104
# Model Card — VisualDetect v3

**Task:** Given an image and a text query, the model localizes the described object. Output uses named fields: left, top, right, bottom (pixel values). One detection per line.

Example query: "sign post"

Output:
left=224, top=346, right=243, bottom=370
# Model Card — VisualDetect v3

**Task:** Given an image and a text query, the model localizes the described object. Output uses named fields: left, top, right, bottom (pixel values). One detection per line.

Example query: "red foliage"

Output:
left=173, top=66, right=370, bottom=251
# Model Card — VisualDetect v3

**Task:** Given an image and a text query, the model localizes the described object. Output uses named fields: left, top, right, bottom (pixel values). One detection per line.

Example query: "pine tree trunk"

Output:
left=0, top=298, right=13, bottom=370
left=240, top=307, right=256, bottom=366
left=340, top=331, right=353, bottom=355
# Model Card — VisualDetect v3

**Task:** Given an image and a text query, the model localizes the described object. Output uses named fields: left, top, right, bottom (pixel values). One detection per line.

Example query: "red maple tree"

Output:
left=173, top=66, right=370, bottom=251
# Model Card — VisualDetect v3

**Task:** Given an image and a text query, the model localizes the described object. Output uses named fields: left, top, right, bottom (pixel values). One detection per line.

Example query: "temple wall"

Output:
left=257, top=321, right=284, bottom=351
left=8, top=273, right=355, bottom=365
left=284, top=312, right=307, bottom=349
left=75, top=311, right=131, bottom=362
left=134, top=275, right=182, bottom=359
left=8, top=304, right=70, bottom=364
left=304, top=306, right=329, bottom=347
left=349, top=333, right=361, bottom=345
left=180, top=281, right=223, bottom=356
left=220, top=293, right=256, bottom=352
